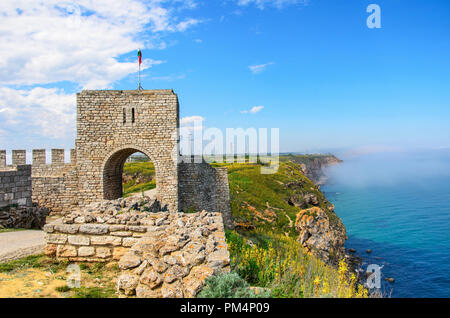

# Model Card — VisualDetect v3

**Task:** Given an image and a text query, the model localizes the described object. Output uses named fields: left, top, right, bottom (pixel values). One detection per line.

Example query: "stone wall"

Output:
left=0, top=153, right=49, bottom=228
left=0, top=149, right=79, bottom=214
left=44, top=219, right=148, bottom=262
left=43, top=205, right=231, bottom=298
left=178, top=158, right=234, bottom=229
left=31, top=149, right=79, bottom=214
left=0, top=161, right=32, bottom=208
left=117, top=211, right=230, bottom=298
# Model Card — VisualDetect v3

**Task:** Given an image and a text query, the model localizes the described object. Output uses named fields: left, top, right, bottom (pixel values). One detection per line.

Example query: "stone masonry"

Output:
left=43, top=195, right=230, bottom=298
left=0, top=155, right=49, bottom=229
left=0, top=160, right=32, bottom=208
left=1, top=90, right=233, bottom=226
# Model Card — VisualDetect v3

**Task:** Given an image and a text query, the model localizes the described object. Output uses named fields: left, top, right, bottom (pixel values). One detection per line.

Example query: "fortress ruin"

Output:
left=0, top=90, right=233, bottom=229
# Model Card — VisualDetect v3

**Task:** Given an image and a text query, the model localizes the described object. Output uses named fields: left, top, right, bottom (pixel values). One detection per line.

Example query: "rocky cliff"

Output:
left=281, top=154, right=342, bottom=185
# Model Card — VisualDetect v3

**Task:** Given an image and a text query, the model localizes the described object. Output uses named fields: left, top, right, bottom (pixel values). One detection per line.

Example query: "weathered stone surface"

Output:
left=295, top=206, right=346, bottom=264
left=57, top=245, right=77, bottom=257
left=90, top=235, right=122, bottom=246
left=78, top=246, right=95, bottom=257
left=96, top=247, right=112, bottom=259
left=68, top=235, right=90, bottom=246
left=119, top=251, right=142, bottom=270
left=54, top=224, right=79, bottom=234
left=117, top=274, right=139, bottom=296
left=46, top=233, right=68, bottom=244
left=122, top=237, right=138, bottom=247
left=113, top=247, right=129, bottom=261
left=79, top=224, right=108, bottom=235
left=45, top=243, right=57, bottom=257
left=161, top=280, right=184, bottom=298
left=183, top=265, right=215, bottom=298
left=116, top=211, right=230, bottom=298
left=140, top=268, right=163, bottom=289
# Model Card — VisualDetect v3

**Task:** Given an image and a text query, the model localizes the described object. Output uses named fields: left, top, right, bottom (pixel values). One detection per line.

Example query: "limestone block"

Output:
left=78, top=246, right=95, bottom=257
left=46, top=233, right=68, bottom=244
left=79, top=224, right=109, bottom=235
left=57, top=245, right=77, bottom=257
left=68, top=235, right=90, bottom=246
left=90, top=235, right=122, bottom=246
left=96, top=247, right=112, bottom=259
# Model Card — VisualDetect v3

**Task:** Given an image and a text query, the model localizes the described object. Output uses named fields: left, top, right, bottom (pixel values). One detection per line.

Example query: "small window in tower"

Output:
left=132, top=108, right=135, bottom=123
left=123, top=108, right=126, bottom=124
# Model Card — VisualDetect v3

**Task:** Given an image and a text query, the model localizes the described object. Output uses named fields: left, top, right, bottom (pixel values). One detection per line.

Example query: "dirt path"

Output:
left=0, top=230, right=45, bottom=263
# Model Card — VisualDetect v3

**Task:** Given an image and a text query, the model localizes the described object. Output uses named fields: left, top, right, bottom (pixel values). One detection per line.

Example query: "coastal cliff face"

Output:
left=295, top=206, right=346, bottom=264
left=281, top=154, right=343, bottom=185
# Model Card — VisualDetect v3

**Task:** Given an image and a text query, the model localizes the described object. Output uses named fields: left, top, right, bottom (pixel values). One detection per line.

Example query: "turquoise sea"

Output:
left=322, top=150, right=450, bottom=298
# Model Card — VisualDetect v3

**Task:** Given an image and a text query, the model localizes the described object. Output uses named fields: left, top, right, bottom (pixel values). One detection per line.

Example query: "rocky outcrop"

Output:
left=0, top=205, right=49, bottom=229
left=295, top=206, right=346, bottom=264
left=116, top=211, right=230, bottom=298
left=286, top=155, right=342, bottom=185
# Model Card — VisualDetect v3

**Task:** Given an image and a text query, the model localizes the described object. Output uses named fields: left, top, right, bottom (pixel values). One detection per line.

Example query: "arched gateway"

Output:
left=75, top=90, right=179, bottom=211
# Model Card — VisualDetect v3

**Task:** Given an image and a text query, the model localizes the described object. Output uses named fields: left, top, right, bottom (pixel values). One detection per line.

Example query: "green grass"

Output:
left=123, top=181, right=156, bottom=197
left=122, top=161, right=156, bottom=197
left=70, top=286, right=117, bottom=298
left=123, top=162, right=155, bottom=177
left=210, top=160, right=336, bottom=236
left=0, top=228, right=28, bottom=233
left=0, top=254, right=68, bottom=273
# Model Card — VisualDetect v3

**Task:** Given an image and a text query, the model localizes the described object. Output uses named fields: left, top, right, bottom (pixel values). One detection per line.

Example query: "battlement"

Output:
left=0, top=149, right=76, bottom=167
left=77, top=89, right=175, bottom=96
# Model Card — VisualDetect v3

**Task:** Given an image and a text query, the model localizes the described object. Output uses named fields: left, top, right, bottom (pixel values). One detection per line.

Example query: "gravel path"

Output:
left=0, top=230, right=45, bottom=263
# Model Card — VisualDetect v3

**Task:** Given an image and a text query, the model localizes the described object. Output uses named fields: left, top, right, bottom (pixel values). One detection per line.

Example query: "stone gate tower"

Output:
left=75, top=90, right=179, bottom=211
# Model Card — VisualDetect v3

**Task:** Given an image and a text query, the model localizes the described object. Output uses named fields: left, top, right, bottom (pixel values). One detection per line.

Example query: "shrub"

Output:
left=197, top=272, right=270, bottom=298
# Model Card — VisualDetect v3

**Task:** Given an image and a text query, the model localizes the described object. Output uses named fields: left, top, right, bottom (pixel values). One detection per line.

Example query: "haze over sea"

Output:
left=322, top=149, right=450, bottom=298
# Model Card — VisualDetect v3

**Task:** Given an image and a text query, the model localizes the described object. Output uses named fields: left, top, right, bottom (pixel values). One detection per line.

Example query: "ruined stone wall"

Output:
left=0, top=152, right=32, bottom=208
left=0, top=149, right=79, bottom=214
left=178, top=159, right=234, bottom=229
left=43, top=207, right=230, bottom=298
left=31, top=149, right=79, bottom=214
left=75, top=90, right=179, bottom=211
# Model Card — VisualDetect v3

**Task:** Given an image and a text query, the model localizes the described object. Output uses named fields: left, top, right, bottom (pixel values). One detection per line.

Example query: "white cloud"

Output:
left=181, top=115, right=205, bottom=125
left=240, top=105, right=264, bottom=114
left=236, top=0, right=307, bottom=9
left=0, top=87, right=76, bottom=139
left=249, top=62, right=274, bottom=74
left=0, top=0, right=201, bottom=89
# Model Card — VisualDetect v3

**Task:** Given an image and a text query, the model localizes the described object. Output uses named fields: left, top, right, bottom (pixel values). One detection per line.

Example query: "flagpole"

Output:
left=138, top=48, right=142, bottom=90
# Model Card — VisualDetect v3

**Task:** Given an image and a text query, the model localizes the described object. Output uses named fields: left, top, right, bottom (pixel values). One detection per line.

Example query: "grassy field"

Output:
left=0, top=254, right=118, bottom=298
left=122, top=162, right=156, bottom=197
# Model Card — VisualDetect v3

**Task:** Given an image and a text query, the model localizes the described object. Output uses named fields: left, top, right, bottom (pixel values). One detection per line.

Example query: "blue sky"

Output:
left=1, top=0, right=449, bottom=159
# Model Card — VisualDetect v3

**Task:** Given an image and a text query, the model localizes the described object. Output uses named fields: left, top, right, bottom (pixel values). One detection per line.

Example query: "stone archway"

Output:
left=102, top=147, right=154, bottom=200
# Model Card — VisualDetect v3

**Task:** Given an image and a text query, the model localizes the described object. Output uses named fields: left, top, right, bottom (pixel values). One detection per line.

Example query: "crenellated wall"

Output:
left=0, top=149, right=79, bottom=214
